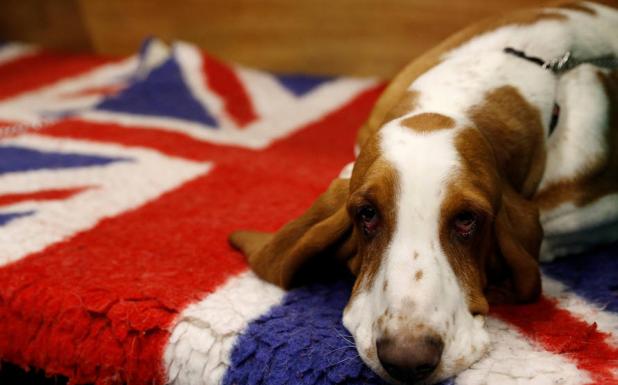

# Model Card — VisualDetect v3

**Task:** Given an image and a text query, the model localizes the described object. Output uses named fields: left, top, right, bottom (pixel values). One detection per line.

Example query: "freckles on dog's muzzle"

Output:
left=376, top=334, right=444, bottom=384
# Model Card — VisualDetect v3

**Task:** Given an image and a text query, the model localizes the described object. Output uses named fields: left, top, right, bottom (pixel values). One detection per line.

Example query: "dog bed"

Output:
left=0, top=39, right=616, bottom=385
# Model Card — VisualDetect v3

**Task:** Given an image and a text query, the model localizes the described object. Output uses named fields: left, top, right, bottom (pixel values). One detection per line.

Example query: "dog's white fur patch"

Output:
left=343, top=121, right=490, bottom=383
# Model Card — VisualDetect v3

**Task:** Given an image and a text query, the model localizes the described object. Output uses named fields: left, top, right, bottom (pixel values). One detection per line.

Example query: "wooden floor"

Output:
left=0, top=1, right=615, bottom=78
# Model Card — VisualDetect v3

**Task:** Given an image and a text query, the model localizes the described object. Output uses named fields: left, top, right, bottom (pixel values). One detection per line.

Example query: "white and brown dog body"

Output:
left=231, top=2, right=618, bottom=384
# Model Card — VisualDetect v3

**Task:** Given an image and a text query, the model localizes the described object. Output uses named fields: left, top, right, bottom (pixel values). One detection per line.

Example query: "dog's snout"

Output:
left=376, top=335, right=444, bottom=383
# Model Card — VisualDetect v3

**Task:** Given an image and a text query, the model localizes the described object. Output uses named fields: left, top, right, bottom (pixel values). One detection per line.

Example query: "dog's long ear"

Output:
left=229, top=178, right=357, bottom=289
left=489, top=185, right=543, bottom=303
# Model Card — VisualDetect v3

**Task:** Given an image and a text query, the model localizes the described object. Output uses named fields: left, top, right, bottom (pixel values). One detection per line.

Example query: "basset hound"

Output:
left=230, top=2, right=618, bottom=384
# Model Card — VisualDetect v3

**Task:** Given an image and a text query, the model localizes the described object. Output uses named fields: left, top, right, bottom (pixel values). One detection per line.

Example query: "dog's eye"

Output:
left=358, top=204, right=379, bottom=237
left=453, top=211, right=477, bottom=239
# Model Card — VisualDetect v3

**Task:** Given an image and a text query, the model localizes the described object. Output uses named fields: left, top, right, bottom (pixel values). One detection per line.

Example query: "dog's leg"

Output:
left=540, top=194, right=618, bottom=261
left=536, top=65, right=618, bottom=261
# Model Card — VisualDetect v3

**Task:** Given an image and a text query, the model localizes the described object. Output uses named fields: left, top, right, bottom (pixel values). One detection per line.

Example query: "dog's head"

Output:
left=230, top=89, right=543, bottom=384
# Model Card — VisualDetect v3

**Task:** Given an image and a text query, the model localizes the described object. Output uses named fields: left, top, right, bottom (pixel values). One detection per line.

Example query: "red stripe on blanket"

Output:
left=0, top=120, right=15, bottom=127
left=60, top=84, right=125, bottom=98
left=0, top=120, right=17, bottom=136
left=202, top=54, right=258, bottom=127
left=0, top=52, right=118, bottom=100
left=0, top=85, right=383, bottom=385
left=492, top=296, right=618, bottom=385
left=41, top=118, right=251, bottom=162
left=0, top=187, right=90, bottom=207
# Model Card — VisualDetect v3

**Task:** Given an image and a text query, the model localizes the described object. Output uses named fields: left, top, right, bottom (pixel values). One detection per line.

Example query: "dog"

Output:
left=229, top=2, right=618, bottom=384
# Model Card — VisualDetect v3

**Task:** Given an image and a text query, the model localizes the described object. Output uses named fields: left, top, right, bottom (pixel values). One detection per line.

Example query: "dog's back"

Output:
left=359, top=1, right=618, bottom=260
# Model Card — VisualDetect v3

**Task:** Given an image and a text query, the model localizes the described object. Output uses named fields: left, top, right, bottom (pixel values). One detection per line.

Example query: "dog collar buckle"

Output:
left=542, top=51, right=572, bottom=74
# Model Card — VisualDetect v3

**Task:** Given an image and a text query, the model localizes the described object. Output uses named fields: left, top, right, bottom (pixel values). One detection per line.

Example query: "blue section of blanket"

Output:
left=275, top=73, right=334, bottom=96
left=0, top=211, right=34, bottom=227
left=223, top=279, right=386, bottom=385
left=97, top=56, right=219, bottom=127
left=0, top=146, right=129, bottom=174
left=224, top=278, right=456, bottom=385
left=542, top=242, right=618, bottom=312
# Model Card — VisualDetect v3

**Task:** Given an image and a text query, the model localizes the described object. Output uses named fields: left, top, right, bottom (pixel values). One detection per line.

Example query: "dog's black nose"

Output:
left=376, top=335, right=444, bottom=383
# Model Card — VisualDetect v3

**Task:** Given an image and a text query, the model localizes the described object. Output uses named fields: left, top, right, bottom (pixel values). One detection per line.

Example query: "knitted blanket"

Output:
left=0, top=39, right=616, bottom=385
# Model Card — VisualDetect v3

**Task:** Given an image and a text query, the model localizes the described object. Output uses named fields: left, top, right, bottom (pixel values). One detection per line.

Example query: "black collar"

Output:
left=503, top=47, right=617, bottom=136
left=503, top=47, right=618, bottom=75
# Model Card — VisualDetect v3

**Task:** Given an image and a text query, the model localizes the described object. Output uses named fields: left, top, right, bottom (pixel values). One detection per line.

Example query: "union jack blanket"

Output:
left=0, top=39, right=616, bottom=385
